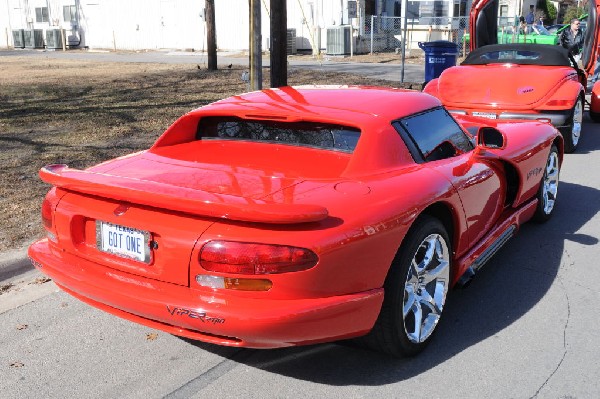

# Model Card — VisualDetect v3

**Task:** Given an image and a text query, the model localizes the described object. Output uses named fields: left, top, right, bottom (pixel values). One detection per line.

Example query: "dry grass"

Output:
left=0, top=56, right=420, bottom=252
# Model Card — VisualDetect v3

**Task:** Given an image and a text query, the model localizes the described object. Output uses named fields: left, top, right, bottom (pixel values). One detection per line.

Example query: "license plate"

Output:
left=472, top=112, right=497, bottom=119
left=96, top=221, right=151, bottom=263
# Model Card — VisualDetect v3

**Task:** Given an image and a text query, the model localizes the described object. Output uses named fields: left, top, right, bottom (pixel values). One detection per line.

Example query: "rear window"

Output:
left=197, top=117, right=360, bottom=153
left=461, top=44, right=572, bottom=66
left=477, top=50, right=541, bottom=61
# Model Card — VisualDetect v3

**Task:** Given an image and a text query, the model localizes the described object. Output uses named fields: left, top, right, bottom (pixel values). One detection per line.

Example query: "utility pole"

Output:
left=249, top=0, right=262, bottom=90
left=206, top=0, right=217, bottom=70
left=270, top=0, right=287, bottom=87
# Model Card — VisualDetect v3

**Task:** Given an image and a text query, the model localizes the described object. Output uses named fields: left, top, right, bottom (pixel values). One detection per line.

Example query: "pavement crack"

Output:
left=529, top=276, right=571, bottom=399
left=163, top=349, right=255, bottom=398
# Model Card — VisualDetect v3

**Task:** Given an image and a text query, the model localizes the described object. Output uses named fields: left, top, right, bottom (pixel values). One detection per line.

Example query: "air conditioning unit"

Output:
left=326, top=25, right=351, bottom=55
left=46, top=29, right=64, bottom=49
left=286, top=28, right=297, bottom=55
left=24, top=29, right=44, bottom=48
left=12, top=29, right=25, bottom=48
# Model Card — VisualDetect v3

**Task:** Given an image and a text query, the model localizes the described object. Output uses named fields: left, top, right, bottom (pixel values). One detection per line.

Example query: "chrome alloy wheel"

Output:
left=571, top=98, right=583, bottom=147
left=541, top=150, right=560, bottom=215
left=403, top=233, right=450, bottom=344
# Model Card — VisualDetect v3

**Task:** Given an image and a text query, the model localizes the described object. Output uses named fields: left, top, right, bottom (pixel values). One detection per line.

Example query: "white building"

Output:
left=0, top=0, right=472, bottom=53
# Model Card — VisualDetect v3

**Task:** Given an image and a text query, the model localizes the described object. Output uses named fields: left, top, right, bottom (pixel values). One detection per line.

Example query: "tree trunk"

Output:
left=206, top=0, right=217, bottom=70
left=270, top=0, right=287, bottom=87
left=249, top=0, right=262, bottom=90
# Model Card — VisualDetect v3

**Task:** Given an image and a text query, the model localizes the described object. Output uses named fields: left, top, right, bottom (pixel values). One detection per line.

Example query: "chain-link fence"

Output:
left=357, top=16, right=469, bottom=56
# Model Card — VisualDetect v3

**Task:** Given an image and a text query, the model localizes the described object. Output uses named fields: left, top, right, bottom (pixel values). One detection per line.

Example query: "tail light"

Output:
left=41, top=188, right=61, bottom=243
left=195, top=274, right=273, bottom=291
left=41, top=198, right=53, bottom=230
left=199, top=240, right=318, bottom=275
left=544, top=99, right=571, bottom=107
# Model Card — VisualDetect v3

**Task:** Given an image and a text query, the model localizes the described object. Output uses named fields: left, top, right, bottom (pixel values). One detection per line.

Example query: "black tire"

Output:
left=562, top=95, right=583, bottom=153
left=533, top=145, right=560, bottom=222
left=363, top=215, right=451, bottom=357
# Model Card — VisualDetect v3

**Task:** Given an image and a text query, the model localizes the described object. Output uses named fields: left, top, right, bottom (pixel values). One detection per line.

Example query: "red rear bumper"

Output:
left=28, top=239, right=383, bottom=348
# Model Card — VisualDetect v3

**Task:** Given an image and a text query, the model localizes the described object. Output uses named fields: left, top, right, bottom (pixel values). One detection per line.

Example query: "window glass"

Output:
left=395, top=108, right=473, bottom=162
left=479, top=50, right=541, bottom=61
left=454, top=0, right=468, bottom=17
left=197, top=117, right=360, bottom=153
left=406, top=1, right=449, bottom=21
left=35, top=7, right=49, bottom=23
left=63, top=5, right=77, bottom=23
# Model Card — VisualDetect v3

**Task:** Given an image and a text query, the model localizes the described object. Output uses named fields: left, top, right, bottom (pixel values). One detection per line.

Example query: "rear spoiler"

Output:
left=40, top=164, right=329, bottom=224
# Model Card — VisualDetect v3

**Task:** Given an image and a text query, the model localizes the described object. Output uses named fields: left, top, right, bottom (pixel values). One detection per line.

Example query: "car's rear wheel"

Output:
left=365, top=215, right=451, bottom=357
left=533, top=145, right=560, bottom=222
left=562, top=95, right=583, bottom=153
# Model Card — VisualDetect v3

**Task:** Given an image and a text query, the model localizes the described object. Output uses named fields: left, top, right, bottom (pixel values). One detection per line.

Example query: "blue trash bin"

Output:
left=418, top=41, right=459, bottom=83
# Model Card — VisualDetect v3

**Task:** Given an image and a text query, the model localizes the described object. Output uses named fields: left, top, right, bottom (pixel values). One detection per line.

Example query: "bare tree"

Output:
left=249, top=0, right=262, bottom=89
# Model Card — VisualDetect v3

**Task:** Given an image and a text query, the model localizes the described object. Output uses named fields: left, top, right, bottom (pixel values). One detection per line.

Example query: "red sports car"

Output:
left=29, top=86, right=562, bottom=357
left=424, top=0, right=600, bottom=153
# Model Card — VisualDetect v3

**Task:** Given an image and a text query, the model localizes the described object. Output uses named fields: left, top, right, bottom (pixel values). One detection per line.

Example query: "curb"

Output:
left=0, top=247, right=34, bottom=283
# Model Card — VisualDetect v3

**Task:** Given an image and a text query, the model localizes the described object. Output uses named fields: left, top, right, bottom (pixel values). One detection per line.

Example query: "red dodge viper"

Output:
left=29, top=86, right=563, bottom=357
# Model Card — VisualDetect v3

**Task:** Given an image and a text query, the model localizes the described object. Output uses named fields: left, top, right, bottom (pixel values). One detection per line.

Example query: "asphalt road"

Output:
left=0, top=48, right=425, bottom=83
left=1, top=52, right=600, bottom=398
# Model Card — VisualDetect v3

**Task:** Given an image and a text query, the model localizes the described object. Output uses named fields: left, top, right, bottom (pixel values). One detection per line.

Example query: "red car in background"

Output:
left=29, top=86, right=562, bottom=357
left=424, top=0, right=600, bottom=153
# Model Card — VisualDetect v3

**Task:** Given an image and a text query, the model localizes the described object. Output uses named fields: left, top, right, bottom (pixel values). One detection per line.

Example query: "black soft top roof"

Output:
left=462, top=44, right=573, bottom=67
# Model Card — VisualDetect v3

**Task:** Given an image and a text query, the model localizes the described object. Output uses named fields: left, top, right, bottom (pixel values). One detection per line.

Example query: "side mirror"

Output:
left=476, top=127, right=506, bottom=149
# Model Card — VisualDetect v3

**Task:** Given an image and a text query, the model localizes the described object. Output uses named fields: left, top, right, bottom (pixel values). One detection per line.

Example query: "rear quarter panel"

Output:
left=533, top=79, right=583, bottom=111
left=471, top=120, right=562, bottom=207
left=190, top=167, right=468, bottom=299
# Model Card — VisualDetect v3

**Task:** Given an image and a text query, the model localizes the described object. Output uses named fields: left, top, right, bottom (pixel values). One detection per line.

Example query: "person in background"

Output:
left=525, top=5, right=535, bottom=25
left=531, top=16, right=545, bottom=34
left=560, top=18, right=584, bottom=61
left=519, top=16, right=529, bottom=34
left=535, top=16, right=544, bottom=27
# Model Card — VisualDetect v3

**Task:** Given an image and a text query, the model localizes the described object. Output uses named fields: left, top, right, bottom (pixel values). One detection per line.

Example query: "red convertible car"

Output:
left=424, top=0, right=600, bottom=153
left=29, top=86, right=562, bottom=357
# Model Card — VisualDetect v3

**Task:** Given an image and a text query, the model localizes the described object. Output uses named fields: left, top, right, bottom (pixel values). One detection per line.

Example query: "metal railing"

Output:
left=359, top=16, right=469, bottom=55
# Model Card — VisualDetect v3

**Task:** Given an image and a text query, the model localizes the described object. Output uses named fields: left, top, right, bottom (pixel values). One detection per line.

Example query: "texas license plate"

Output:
left=96, top=221, right=151, bottom=263
left=472, top=112, right=497, bottom=119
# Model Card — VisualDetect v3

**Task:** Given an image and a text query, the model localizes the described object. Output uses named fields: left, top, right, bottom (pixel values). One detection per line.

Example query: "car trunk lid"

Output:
left=435, top=65, right=570, bottom=107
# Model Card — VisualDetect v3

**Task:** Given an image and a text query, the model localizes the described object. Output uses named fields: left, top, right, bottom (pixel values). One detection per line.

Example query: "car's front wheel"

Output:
left=366, top=215, right=451, bottom=357
left=562, top=95, right=583, bottom=153
left=533, top=145, right=560, bottom=222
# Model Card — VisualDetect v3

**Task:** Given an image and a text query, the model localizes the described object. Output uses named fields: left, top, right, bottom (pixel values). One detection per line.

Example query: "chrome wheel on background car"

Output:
left=365, top=215, right=451, bottom=357
left=563, top=96, right=582, bottom=153
left=534, top=145, right=560, bottom=222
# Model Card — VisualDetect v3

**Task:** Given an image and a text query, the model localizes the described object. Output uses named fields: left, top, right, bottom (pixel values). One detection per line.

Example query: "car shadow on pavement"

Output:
left=181, top=179, right=599, bottom=386
left=578, top=113, right=600, bottom=154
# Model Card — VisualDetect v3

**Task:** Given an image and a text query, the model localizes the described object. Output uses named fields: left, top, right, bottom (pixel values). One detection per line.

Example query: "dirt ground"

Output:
left=0, top=56, right=419, bottom=252
left=285, top=50, right=424, bottom=64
